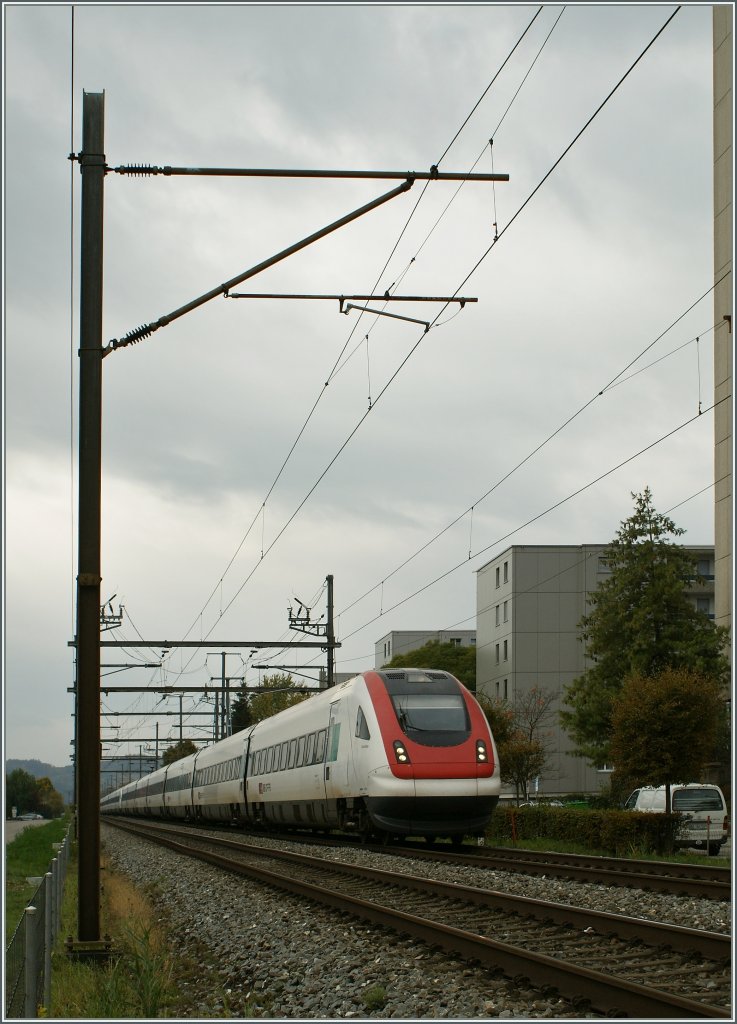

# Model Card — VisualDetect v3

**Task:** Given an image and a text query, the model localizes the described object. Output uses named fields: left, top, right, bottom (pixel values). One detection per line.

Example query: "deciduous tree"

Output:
left=610, top=668, right=724, bottom=812
left=161, top=738, right=198, bottom=765
left=6, top=768, right=40, bottom=815
left=477, top=688, right=556, bottom=803
left=229, top=673, right=311, bottom=733
left=386, top=640, right=476, bottom=690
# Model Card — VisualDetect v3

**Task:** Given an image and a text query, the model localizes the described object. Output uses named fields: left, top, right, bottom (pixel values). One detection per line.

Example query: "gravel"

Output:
left=101, top=824, right=730, bottom=1019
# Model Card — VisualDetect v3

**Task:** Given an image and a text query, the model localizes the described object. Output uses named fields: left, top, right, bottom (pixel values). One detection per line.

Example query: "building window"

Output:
left=495, top=605, right=500, bottom=626
left=503, top=600, right=508, bottom=623
left=495, top=644, right=500, bottom=664
left=696, top=597, right=710, bottom=615
left=597, top=764, right=614, bottom=773
left=503, top=639, right=508, bottom=661
left=495, top=566, right=500, bottom=588
left=503, top=679, right=508, bottom=699
left=495, top=681, right=500, bottom=697
left=450, top=637, right=461, bottom=647
left=697, top=558, right=714, bottom=580
left=503, top=561, right=509, bottom=583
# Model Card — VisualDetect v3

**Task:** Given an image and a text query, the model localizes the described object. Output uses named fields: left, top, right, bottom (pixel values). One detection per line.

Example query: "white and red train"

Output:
left=100, top=668, right=500, bottom=841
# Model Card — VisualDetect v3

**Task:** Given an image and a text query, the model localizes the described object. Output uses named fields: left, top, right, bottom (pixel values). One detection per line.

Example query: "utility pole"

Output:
left=75, top=91, right=105, bottom=946
left=326, top=575, right=335, bottom=688
left=71, top=116, right=508, bottom=946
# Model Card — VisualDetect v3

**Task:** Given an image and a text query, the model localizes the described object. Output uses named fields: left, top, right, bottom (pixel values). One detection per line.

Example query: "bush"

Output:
left=488, top=805, right=680, bottom=856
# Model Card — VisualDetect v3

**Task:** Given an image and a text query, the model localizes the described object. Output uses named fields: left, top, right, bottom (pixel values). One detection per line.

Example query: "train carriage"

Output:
left=162, top=751, right=198, bottom=820
left=192, top=731, right=249, bottom=823
left=101, top=669, right=500, bottom=842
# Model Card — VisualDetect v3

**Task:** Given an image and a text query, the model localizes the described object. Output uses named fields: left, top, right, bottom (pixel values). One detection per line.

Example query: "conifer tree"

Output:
left=560, top=488, right=729, bottom=765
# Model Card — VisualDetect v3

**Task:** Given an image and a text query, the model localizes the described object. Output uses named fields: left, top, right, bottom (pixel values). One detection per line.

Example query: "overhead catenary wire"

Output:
left=337, top=279, right=726, bottom=620
left=170, top=11, right=545, bottom=669
left=337, top=396, right=725, bottom=647
left=187, top=5, right=687, bottom=644
left=330, top=6, right=562, bottom=381
left=302, top=475, right=718, bottom=675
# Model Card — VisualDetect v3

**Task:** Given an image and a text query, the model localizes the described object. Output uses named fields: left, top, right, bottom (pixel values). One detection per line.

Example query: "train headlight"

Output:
left=476, top=740, right=488, bottom=763
left=393, top=741, right=411, bottom=764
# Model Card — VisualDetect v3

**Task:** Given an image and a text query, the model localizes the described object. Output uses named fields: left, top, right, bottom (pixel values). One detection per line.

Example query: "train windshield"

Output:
left=382, top=674, right=471, bottom=746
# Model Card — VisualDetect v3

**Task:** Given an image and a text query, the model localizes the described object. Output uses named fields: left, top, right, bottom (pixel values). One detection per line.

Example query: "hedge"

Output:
left=487, top=806, right=680, bottom=856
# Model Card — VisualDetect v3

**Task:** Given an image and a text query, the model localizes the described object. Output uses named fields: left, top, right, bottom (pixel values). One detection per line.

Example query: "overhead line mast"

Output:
left=73, top=88, right=509, bottom=945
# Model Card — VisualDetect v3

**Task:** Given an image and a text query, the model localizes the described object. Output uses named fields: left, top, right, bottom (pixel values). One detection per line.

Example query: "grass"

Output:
left=484, top=834, right=731, bottom=865
left=50, top=846, right=179, bottom=1018
left=5, top=816, right=71, bottom=942
left=48, top=841, right=252, bottom=1018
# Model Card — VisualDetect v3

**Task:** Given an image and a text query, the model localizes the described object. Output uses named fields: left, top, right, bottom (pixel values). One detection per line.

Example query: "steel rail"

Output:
left=105, top=819, right=731, bottom=1018
left=377, top=842, right=732, bottom=901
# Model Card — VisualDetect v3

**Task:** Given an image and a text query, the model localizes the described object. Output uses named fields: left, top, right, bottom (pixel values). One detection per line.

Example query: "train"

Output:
left=100, top=668, right=500, bottom=842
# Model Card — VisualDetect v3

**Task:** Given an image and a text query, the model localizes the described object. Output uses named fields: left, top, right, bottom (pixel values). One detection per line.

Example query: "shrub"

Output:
left=488, top=805, right=679, bottom=855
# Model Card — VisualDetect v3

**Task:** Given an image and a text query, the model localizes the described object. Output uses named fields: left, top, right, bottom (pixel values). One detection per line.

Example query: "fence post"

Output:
left=44, top=872, right=53, bottom=1011
left=52, top=858, right=59, bottom=936
left=24, top=906, right=38, bottom=1018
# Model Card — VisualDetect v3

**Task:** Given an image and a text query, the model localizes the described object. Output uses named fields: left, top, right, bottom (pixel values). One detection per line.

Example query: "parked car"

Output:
left=17, top=813, right=44, bottom=820
left=518, top=799, right=564, bottom=808
left=623, top=784, right=729, bottom=855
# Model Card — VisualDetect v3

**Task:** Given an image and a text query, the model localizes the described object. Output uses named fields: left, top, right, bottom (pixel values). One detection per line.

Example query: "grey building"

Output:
left=476, top=544, right=716, bottom=798
left=713, top=8, right=732, bottom=639
left=375, top=630, right=476, bottom=668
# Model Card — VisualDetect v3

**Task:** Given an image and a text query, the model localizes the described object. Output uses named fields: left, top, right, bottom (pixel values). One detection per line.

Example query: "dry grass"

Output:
left=50, top=850, right=177, bottom=1018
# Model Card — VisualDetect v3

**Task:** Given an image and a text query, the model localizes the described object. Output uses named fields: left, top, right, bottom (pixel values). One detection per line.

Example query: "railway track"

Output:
left=211, top=825, right=731, bottom=900
left=379, top=840, right=733, bottom=901
left=106, top=818, right=731, bottom=1019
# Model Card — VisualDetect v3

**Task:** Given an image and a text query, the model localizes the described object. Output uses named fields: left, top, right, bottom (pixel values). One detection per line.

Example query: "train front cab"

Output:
left=363, top=669, right=499, bottom=839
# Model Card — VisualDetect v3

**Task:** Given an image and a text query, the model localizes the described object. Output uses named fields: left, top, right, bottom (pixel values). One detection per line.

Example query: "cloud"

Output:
left=4, top=3, right=719, bottom=766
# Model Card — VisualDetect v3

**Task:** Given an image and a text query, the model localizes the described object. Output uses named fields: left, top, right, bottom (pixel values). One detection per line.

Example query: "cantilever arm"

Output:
left=105, top=177, right=415, bottom=354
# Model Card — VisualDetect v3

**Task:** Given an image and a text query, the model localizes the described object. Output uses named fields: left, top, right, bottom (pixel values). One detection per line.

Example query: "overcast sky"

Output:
left=4, top=3, right=722, bottom=769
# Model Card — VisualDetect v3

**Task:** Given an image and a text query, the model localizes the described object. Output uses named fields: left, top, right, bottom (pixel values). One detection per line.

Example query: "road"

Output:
left=4, top=819, right=47, bottom=845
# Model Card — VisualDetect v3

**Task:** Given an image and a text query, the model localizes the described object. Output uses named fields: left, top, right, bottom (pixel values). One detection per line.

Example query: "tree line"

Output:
left=6, top=768, right=65, bottom=818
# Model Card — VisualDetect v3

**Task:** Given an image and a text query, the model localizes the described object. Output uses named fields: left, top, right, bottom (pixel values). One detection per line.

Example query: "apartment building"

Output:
left=476, top=544, right=716, bottom=797
left=375, top=629, right=476, bottom=668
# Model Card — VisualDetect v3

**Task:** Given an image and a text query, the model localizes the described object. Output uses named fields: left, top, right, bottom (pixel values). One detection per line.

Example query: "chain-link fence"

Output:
left=5, top=824, right=72, bottom=1018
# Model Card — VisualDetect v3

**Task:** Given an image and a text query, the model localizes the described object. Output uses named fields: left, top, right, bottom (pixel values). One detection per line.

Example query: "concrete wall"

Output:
left=713, top=6, right=733, bottom=637
left=375, top=629, right=476, bottom=668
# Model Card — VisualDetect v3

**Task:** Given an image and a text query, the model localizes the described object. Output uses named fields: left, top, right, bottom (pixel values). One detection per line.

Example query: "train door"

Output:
left=241, top=735, right=251, bottom=818
left=324, top=699, right=349, bottom=801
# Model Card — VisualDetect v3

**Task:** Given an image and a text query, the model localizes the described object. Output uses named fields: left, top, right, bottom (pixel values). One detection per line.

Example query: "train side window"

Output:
left=288, top=738, right=297, bottom=769
left=266, top=747, right=274, bottom=773
left=315, top=729, right=327, bottom=762
left=305, top=732, right=316, bottom=764
left=355, top=706, right=371, bottom=740
left=296, top=735, right=306, bottom=767
left=280, top=741, right=289, bottom=770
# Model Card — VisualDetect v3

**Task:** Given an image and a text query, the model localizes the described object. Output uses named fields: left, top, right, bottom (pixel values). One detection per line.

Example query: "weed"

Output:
left=362, top=984, right=388, bottom=1012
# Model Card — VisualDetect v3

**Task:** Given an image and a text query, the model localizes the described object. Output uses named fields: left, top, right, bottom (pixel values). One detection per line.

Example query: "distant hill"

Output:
left=6, top=757, right=159, bottom=803
left=6, top=759, right=75, bottom=803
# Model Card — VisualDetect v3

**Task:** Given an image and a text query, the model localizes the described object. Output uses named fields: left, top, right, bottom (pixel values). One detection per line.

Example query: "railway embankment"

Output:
left=100, top=823, right=730, bottom=1019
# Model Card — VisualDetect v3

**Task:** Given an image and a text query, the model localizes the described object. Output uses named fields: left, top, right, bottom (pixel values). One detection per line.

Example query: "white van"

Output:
left=624, top=783, right=729, bottom=855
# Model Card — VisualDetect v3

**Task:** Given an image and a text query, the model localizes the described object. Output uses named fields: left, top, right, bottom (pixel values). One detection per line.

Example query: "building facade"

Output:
left=713, top=7, right=732, bottom=638
left=476, top=544, right=716, bottom=798
left=375, top=629, right=476, bottom=668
